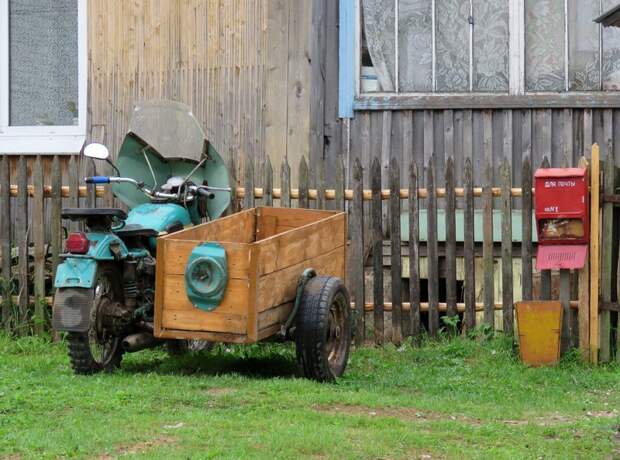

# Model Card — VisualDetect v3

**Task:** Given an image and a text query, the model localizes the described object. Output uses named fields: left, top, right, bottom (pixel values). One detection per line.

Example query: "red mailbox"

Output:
left=534, top=168, right=589, bottom=270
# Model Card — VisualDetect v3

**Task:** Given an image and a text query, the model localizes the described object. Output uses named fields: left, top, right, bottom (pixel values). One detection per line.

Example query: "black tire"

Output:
left=66, top=264, right=124, bottom=375
left=295, top=276, right=351, bottom=382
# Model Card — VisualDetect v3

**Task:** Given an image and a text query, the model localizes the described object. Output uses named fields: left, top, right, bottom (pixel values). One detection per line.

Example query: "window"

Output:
left=0, top=0, right=87, bottom=153
left=358, top=0, right=620, bottom=95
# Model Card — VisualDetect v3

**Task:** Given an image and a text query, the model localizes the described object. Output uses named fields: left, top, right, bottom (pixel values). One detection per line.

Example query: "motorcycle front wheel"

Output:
left=66, top=265, right=124, bottom=374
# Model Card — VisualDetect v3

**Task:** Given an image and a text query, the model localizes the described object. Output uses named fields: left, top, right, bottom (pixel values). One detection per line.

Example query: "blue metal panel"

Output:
left=339, top=0, right=357, bottom=118
left=54, top=258, right=98, bottom=288
left=125, top=203, right=191, bottom=233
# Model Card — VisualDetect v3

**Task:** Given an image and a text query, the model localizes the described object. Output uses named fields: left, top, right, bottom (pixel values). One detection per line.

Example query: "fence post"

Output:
left=50, top=156, right=63, bottom=280
left=263, top=157, right=273, bottom=207
left=600, top=153, right=615, bottom=361
left=445, top=157, right=457, bottom=321
left=0, top=156, right=10, bottom=330
left=281, top=157, right=291, bottom=208
left=16, top=156, right=28, bottom=331
left=578, top=156, right=591, bottom=361
left=298, top=157, right=309, bottom=209
left=590, top=144, right=601, bottom=364
left=371, top=157, right=383, bottom=344
left=463, top=157, right=476, bottom=331
left=540, top=157, right=552, bottom=300
left=427, top=158, right=439, bottom=337
left=350, top=158, right=365, bottom=346
left=409, top=161, right=421, bottom=339
left=500, top=158, right=513, bottom=335
left=33, top=156, right=45, bottom=334
left=521, top=156, right=533, bottom=301
left=389, top=157, right=402, bottom=344
left=244, top=154, right=255, bottom=210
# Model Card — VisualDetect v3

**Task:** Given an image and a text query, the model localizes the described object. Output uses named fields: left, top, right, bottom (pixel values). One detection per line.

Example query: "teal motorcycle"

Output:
left=52, top=101, right=231, bottom=374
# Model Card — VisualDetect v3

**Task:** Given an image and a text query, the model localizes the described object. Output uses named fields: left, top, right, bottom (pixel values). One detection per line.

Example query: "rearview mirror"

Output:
left=84, top=143, right=109, bottom=160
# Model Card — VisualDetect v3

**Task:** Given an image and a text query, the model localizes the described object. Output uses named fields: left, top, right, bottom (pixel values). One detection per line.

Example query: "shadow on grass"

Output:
left=121, top=347, right=299, bottom=379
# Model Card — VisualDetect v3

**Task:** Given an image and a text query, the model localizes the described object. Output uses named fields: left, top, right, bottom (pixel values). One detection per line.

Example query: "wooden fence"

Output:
left=0, top=147, right=618, bottom=363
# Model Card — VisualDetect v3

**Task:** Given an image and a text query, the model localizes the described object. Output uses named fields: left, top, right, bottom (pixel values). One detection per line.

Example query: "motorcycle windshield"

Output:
left=113, top=100, right=230, bottom=221
left=129, top=100, right=206, bottom=162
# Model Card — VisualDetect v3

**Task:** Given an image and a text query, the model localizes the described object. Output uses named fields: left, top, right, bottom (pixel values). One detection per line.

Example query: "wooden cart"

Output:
left=153, top=207, right=351, bottom=380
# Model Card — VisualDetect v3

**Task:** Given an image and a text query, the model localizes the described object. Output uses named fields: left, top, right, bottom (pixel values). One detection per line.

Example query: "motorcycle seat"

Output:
left=61, top=208, right=128, bottom=221
left=114, top=224, right=160, bottom=238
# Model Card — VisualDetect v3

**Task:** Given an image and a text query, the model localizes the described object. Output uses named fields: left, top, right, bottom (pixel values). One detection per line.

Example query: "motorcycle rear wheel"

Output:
left=66, top=265, right=124, bottom=374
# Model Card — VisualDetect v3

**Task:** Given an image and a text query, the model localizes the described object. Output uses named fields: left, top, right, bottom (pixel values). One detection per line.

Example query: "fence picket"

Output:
left=317, top=159, right=325, bottom=210
left=500, top=158, right=513, bottom=334
left=350, top=158, right=365, bottom=345
left=281, top=157, right=291, bottom=208
left=521, top=156, right=533, bottom=300
left=50, top=156, right=63, bottom=286
left=409, top=161, right=421, bottom=339
left=483, top=158, right=494, bottom=327
left=298, top=157, right=309, bottom=209
left=463, top=157, right=475, bottom=331
left=0, top=156, right=10, bottom=329
left=445, top=156, right=457, bottom=321
left=335, top=155, right=345, bottom=211
left=427, top=159, right=439, bottom=337
left=540, top=156, right=552, bottom=300
left=263, top=157, right=273, bottom=207
left=33, top=156, right=45, bottom=334
left=16, top=156, right=28, bottom=330
left=68, top=155, right=79, bottom=232
left=389, top=157, right=402, bottom=344
left=371, top=157, right=383, bottom=344
left=244, top=154, right=255, bottom=209
left=601, top=154, right=615, bottom=361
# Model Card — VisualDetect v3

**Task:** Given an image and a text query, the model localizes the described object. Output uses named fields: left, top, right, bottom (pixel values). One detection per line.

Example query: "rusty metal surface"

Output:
left=515, top=301, right=562, bottom=367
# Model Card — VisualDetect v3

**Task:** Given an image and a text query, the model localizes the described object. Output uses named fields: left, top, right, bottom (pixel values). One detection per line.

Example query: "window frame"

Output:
left=344, top=0, right=620, bottom=112
left=0, top=0, right=88, bottom=154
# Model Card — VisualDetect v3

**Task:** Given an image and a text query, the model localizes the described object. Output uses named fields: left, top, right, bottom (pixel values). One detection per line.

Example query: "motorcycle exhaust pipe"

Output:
left=122, top=332, right=160, bottom=352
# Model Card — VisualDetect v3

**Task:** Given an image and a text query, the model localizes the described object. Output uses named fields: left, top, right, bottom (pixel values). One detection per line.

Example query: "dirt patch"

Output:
left=96, top=436, right=176, bottom=459
left=503, top=409, right=619, bottom=427
left=312, top=404, right=481, bottom=425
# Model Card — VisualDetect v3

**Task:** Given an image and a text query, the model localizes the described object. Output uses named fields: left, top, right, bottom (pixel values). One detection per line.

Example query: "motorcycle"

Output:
left=52, top=100, right=231, bottom=374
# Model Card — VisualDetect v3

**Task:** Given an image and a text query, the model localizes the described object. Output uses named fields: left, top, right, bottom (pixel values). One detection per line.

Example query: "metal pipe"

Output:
left=122, top=332, right=160, bottom=352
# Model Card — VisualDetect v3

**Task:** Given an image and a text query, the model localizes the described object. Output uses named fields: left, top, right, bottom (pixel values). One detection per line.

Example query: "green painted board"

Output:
left=400, top=210, right=538, bottom=243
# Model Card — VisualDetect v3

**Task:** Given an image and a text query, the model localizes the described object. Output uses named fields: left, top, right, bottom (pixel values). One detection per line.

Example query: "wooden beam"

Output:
left=590, top=143, right=600, bottom=364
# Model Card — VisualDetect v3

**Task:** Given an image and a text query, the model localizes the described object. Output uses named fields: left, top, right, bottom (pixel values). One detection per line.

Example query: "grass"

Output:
left=1, top=334, right=619, bottom=459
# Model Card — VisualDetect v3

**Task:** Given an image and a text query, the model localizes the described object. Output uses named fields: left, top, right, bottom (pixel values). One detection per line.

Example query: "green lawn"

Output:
left=1, top=334, right=619, bottom=460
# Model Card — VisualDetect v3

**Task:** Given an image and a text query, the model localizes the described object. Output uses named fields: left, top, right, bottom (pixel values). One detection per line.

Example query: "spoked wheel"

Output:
left=67, top=266, right=124, bottom=375
left=295, top=276, right=352, bottom=382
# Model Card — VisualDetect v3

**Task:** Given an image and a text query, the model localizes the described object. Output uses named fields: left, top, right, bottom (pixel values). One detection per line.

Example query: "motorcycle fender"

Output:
left=54, top=258, right=98, bottom=289
left=52, top=287, right=94, bottom=332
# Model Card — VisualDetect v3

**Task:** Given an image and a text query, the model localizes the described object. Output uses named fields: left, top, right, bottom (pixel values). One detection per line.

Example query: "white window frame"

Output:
left=355, top=0, right=610, bottom=99
left=0, top=0, right=87, bottom=153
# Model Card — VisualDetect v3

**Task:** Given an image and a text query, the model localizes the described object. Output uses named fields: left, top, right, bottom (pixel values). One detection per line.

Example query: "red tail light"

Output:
left=65, top=232, right=90, bottom=254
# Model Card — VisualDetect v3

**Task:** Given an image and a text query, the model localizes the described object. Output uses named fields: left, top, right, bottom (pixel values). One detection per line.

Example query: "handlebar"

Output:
left=83, top=176, right=230, bottom=201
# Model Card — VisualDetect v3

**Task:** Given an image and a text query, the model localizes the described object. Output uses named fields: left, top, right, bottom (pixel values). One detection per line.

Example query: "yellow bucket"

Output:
left=515, top=301, right=562, bottom=366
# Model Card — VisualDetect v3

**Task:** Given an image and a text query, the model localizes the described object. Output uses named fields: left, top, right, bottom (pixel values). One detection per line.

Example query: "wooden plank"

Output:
left=350, top=157, right=365, bottom=345
left=298, top=157, right=309, bottom=209
left=163, top=240, right=251, bottom=279
left=244, top=153, right=255, bottom=209
left=371, top=157, right=384, bottom=344
left=445, top=156, right=457, bottom=321
left=600, top=152, right=615, bottom=361
left=579, top=255, right=590, bottom=361
left=161, top=309, right=247, bottom=335
left=482, top=111, right=494, bottom=328
left=335, top=155, right=345, bottom=211
left=381, top=111, right=392, bottom=235
left=156, top=327, right=248, bottom=344
left=500, top=158, right=513, bottom=334
left=0, top=156, right=10, bottom=329
left=164, top=275, right=250, bottom=316
left=32, top=156, right=45, bottom=334
left=409, top=161, right=421, bottom=339
left=427, top=158, right=439, bottom=337
left=521, top=155, right=533, bottom=300
left=263, top=157, right=273, bottom=206
left=16, top=156, right=28, bottom=328
left=50, top=156, right=63, bottom=279
left=255, top=246, right=345, bottom=312
left=247, top=245, right=259, bottom=342
left=389, top=157, right=402, bottom=344
left=258, top=207, right=336, bottom=228
left=257, top=214, right=278, bottom=240
left=281, top=157, right=291, bottom=208
left=68, top=155, right=79, bottom=231
left=461, top=156, right=475, bottom=331
left=257, top=301, right=293, bottom=331
left=590, top=144, right=601, bottom=364
left=539, top=156, right=552, bottom=300
left=172, top=208, right=256, bottom=243
left=559, top=269, right=571, bottom=354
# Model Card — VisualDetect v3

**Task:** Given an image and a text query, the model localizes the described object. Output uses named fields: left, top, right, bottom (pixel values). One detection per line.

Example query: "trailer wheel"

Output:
left=295, top=276, right=351, bottom=382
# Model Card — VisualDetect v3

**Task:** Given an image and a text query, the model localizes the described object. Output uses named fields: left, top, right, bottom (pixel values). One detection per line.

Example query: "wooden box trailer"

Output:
left=153, top=207, right=350, bottom=380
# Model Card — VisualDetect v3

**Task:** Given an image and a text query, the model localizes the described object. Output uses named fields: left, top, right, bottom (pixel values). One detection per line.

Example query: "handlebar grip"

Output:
left=196, top=188, right=215, bottom=199
left=84, top=176, right=110, bottom=184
